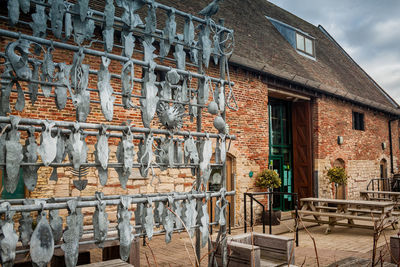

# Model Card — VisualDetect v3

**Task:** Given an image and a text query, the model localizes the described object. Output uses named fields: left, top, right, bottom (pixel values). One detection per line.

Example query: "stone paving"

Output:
left=139, top=220, right=399, bottom=266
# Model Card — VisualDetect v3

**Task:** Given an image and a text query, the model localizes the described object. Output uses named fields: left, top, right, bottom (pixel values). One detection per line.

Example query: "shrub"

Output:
left=327, top=167, right=348, bottom=185
left=255, top=169, right=281, bottom=189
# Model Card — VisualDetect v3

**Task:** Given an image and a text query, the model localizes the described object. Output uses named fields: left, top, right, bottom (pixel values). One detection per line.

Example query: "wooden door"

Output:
left=292, top=101, right=313, bottom=200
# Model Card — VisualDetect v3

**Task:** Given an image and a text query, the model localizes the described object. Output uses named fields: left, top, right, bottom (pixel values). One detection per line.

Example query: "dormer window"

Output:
left=296, top=32, right=314, bottom=56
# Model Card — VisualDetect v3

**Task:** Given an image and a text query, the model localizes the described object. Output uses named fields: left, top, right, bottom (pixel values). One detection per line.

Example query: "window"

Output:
left=352, top=111, right=365, bottom=131
left=296, top=32, right=314, bottom=56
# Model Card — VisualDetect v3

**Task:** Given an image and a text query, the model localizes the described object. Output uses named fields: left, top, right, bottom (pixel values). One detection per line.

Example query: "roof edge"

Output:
left=318, top=24, right=400, bottom=109
left=229, top=54, right=400, bottom=116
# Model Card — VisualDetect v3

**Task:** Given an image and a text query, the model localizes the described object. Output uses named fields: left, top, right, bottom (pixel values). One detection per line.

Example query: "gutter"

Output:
left=389, top=118, right=399, bottom=174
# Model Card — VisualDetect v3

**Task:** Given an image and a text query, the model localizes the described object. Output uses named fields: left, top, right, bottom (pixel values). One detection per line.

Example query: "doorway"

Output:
left=268, top=99, right=293, bottom=210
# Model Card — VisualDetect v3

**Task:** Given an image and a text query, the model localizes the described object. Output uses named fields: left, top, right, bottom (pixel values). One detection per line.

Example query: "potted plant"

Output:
left=254, top=169, right=282, bottom=225
left=327, top=167, right=348, bottom=199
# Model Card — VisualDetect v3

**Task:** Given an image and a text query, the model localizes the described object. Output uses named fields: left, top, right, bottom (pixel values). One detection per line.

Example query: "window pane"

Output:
left=305, top=38, right=313, bottom=55
left=296, top=34, right=304, bottom=51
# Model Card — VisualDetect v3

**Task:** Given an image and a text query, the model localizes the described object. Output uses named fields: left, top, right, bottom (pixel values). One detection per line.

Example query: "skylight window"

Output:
left=296, top=32, right=314, bottom=56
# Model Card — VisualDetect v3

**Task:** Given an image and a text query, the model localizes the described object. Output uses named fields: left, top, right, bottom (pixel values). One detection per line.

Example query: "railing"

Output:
left=243, top=192, right=299, bottom=246
left=366, top=178, right=400, bottom=192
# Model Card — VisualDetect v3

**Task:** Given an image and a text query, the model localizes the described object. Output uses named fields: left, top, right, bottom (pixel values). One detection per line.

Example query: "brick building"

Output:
left=1, top=0, right=399, bottom=226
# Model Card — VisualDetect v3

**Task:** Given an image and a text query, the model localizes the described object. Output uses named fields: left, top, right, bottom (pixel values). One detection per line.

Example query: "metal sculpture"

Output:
left=72, top=4, right=94, bottom=45
left=93, top=192, right=109, bottom=247
left=145, top=2, right=157, bottom=35
left=41, top=46, right=55, bottom=98
left=198, top=77, right=210, bottom=105
left=0, top=203, right=18, bottom=267
left=117, top=196, right=134, bottom=262
left=30, top=211, right=54, bottom=267
left=38, top=120, right=57, bottom=166
left=182, top=195, right=197, bottom=238
left=116, top=0, right=144, bottom=31
left=98, top=56, right=115, bottom=120
left=18, top=200, right=33, bottom=247
left=160, top=9, right=176, bottom=58
left=163, top=197, right=174, bottom=243
left=5, top=39, right=32, bottom=80
left=15, top=81, right=25, bottom=111
left=5, top=116, right=23, bottom=194
left=199, top=0, right=223, bottom=18
left=1, top=71, right=13, bottom=115
left=200, top=137, right=212, bottom=186
left=62, top=199, right=84, bottom=267
left=8, top=0, right=19, bottom=26
left=22, top=127, right=39, bottom=191
left=115, top=123, right=135, bottom=189
left=49, top=208, right=63, bottom=243
left=134, top=202, right=144, bottom=235
left=122, top=32, right=135, bottom=59
left=137, top=133, right=154, bottom=178
left=174, top=34, right=186, bottom=70
left=156, top=102, right=185, bottom=131
left=140, top=65, right=159, bottom=128
left=174, top=140, right=183, bottom=165
left=50, top=128, right=67, bottom=182
left=102, top=0, right=115, bottom=52
left=214, top=115, right=226, bottom=133
left=64, top=3, right=73, bottom=40
left=121, top=60, right=134, bottom=109
left=54, top=63, right=71, bottom=110
left=144, top=197, right=154, bottom=240
left=199, top=24, right=212, bottom=68
left=173, top=197, right=183, bottom=229
left=49, top=0, right=65, bottom=39
left=215, top=189, right=228, bottom=226
left=67, top=122, right=88, bottom=171
left=184, top=15, right=195, bottom=46
left=28, top=60, right=40, bottom=106
left=31, top=1, right=47, bottom=38
left=184, top=135, right=199, bottom=176
left=200, top=195, right=210, bottom=247
left=95, top=125, right=109, bottom=186
left=155, top=136, right=174, bottom=170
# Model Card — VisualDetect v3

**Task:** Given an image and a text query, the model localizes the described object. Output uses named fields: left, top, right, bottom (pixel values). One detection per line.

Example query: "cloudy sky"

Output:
left=268, top=0, right=400, bottom=105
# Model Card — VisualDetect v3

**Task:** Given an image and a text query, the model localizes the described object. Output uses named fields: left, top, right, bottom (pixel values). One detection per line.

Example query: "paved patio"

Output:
left=139, top=219, right=399, bottom=266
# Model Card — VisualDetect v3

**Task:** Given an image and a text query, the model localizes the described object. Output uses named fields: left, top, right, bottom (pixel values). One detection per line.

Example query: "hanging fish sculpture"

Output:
left=72, top=5, right=94, bottom=45
left=0, top=125, right=7, bottom=174
left=200, top=197, right=210, bottom=248
left=144, top=198, right=154, bottom=240
left=0, top=69, right=13, bottom=115
left=143, top=38, right=156, bottom=64
left=184, top=16, right=195, bottom=46
left=120, top=60, right=134, bottom=109
left=15, top=81, right=25, bottom=112
left=198, top=77, right=210, bottom=105
left=30, top=212, right=54, bottom=267
left=18, top=200, right=33, bottom=247
left=215, top=189, right=228, bottom=227
left=38, top=120, right=58, bottom=166
left=41, top=46, right=55, bottom=98
left=19, top=0, right=30, bottom=13
left=8, top=0, right=20, bottom=26
left=189, top=95, right=198, bottom=122
left=140, top=67, right=159, bottom=128
left=184, top=136, right=199, bottom=175
left=155, top=137, right=173, bottom=171
left=116, top=0, right=144, bottom=31
left=62, top=199, right=83, bottom=267
left=163, top=198, right=174, bottom=243
left=199, top=24, right=212, bottom=68
left=115, top=125, right=135, bottom=189
left=50, top=129, right=67, bottom=181
left=66, top=122, right=88, bottom=170
left=156, top=102, right=185, bottom=132
left=54, top=63, right=71, bottom=110
left=134, top=202, right=144, bottom=235
left=200, top=137, right=212, bottom=186
left=93, top=192, right=109, bottom=247
left=64, top=3, right=72, bottom=40
left=174, top=34, right=185, bottom=70
left=0, top=203, right=18, bottom=267
left=144, top=2, right=157, bottom=35
left=22, top=127, right=39, bottom=191
left=137, top=133, right=154, bottom=178
left=5, top=116, right=23, bottom=194
left=102, top=0, right=115, bottom=52
left=49, top=0, right=65, bottom=39
left=31, top=2, right=47, bottom=38
left=190, top=41, right=199, bottom=65
left=174, top=140, right=183, bottom=165
left=49, top=209, right=63, bottom=243
left=160, top=9, right=176, bottom=58
left=154, top=201, right=163, bottom=225
left=219, top=134, right=226, bottom=164
left=103, top=28, right=114, bottom=53
left=121, top=32, right=135, bottom=59
left=28, top=60, right=41, bottom=106
left=5, top=39, right=32, bottom=80
left=95, top=125, right=109, bottom=186
left=117, top=196, right=134, bottom=262
left=98, top=56, right=115, bottom=120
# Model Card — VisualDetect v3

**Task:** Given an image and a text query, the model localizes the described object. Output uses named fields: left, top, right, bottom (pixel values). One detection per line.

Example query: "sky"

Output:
left=268, top=0, right=400, bottom=106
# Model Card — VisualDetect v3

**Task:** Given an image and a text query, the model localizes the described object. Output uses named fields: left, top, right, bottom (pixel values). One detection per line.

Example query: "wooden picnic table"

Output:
left=297, top=198, right=398, bottom=233
left=360, top=190, right=400, bottom=203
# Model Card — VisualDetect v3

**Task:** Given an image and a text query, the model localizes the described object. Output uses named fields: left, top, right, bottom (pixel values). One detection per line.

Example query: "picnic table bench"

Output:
left=360, top=190, right=400, bottom=203
left=295, top=198, right=398, bottom=233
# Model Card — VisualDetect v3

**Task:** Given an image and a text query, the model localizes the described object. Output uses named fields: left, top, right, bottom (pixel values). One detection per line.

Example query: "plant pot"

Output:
left=263, top=210, right=281, bottom=225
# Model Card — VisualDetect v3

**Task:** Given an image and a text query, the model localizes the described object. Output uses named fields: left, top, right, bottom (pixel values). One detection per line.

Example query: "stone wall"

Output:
left=313, top=95, right=399, bottom=199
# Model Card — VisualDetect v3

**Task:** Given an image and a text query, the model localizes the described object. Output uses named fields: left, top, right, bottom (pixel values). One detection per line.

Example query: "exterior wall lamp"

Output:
left=337, top=136, right=344, bottom=145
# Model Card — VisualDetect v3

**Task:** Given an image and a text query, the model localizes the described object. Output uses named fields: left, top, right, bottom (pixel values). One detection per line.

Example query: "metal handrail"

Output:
left=244, top=192, right=299, bottom=246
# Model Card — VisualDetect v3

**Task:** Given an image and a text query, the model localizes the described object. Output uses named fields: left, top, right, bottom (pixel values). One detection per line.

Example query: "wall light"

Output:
left=337, top=136, right=344, bottom=145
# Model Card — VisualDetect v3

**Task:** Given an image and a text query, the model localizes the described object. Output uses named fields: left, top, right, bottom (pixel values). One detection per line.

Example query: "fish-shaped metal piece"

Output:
left=49, top=209, right=63, bottom=243
left=62, top=199, right=83, bottom=267
left=156, top=102, right=185, bottom=132
left=49, top=0, right=65, bottom=39
left=1, top=79, right=13, bottom=116
left=15, top=81, right=25, bottom=112
left=173, top=196, right=182, bottom=229
left=144, top=2, right=157, bottom=35
left=5, top=39, right=32, bottom=80
left=184, top=135, right=199, bottom=169
left=38, top=120, right=57, bottom=166
left=73, top=65, right=90, bottom=122
left=155, top=137, right=173, bottom=171
left=184, top=16, right=195, bottom=46
left=30, top=212, right=54, bottom=267
left=200, top=198, right=210, bottom=248
left=77, top=0, right=89, bottom=22
left=22, top=127, right=39, bottom=191
left=117, top=0, right=144, bottom=31
left=174, top=140, right=183, bottom=165
left=0, top=203, right=18, bottom=267
left=19, top=0, right=30, bottom=13
left=31, top=2, right=47, bottom=38
left=103, top=0, right=115, bottom=29
left=5, top=116, right=23, bottom=193
left=64, top=3, right=72, bottom=40
left=144, top=198, right=154, bottom=240
left=143, top=37, right=156, bottom=64
left=137, top=133, right=153, bottom=178
left=190, top=42, right=199, bottom=65
left=115, top=124, right=135, bottom=189
left=8, top=0, right=20, bottom=26
left=198, top=77, right=210, bottom=105
left=189, top=94, right=198, bottom=122
left=160, top=9, right=176, bottom=58
left=95, top=125, right=109, bottom=186
left=199, top=24, right=212, bottom=68
left=18, top=200, right=33, bottom=247
left=50, top=128, right=67, bottom=182
left=163, top=197, right=174, bottom=243
left=41, top=46, right=55, bottom=98
left=121, top=60, right=134, bottom=109
left=117, top=196, right=133, bottom=262
left=28, top=60, right=41, bottom=106
left=122, top=32, right=135, bottom=59
left=72, top=6, right=94, bottom=45
left=215, top=189, right=228, bottom=226
left=174, top=34, right=185, bottom=70
left=93, top=192, right=109, bottom=247
left=154, top=200, right=164, bottom=225
left=54, top=63, right=71, bottom=110
left=134, top=202, right=144, bottom=235
left=103, top=28, right=114, bottom=53
left=66, top=122, right=88, bottom=171
left=140, top=67, right=159, bottom=128
left=200, top=137, right=212, bottom=186
left=98, top=56, right=115, bottom=120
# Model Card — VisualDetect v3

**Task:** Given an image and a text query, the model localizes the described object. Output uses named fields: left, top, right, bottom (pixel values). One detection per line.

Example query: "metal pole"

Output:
left=295, top=194, right=299, bottom=247
left=244, top=193, right=247, bottom=233
left=269, top=193, right=272, bottom=234
left=250, top=196, right=253, bottom=229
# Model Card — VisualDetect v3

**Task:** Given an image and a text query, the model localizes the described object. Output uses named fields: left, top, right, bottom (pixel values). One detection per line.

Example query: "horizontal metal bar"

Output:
left=0, top=191, right=235, bottom=213
left=0, top=29, right=234, bottom=86
left=0, top=116, right=236, bottom=140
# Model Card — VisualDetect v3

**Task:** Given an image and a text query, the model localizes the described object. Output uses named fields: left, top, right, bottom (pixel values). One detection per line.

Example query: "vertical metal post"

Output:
left=250, top=196, right=253, bottom=229
left=244, top=193, right=247, bottom=233
left=262, top=208, right=265, bottom=234
left=218, top=18, right=228, bottom=267
left=295, top=194, right=299, bottom=247
left=269, top=193, right=272, bottom=234
left=210, top=196, right=213, bottom=235
left=228, top=202, right=231, bottom=234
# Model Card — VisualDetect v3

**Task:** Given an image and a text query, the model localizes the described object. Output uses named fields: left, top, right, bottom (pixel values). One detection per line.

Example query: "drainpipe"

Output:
left=389, top=118, right=398, bottom=174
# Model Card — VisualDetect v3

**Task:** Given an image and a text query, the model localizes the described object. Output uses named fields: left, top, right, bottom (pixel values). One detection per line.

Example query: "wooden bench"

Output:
left=213, top=232, right=296, bottom=267
left=78, top=259, right=134, bottom=267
